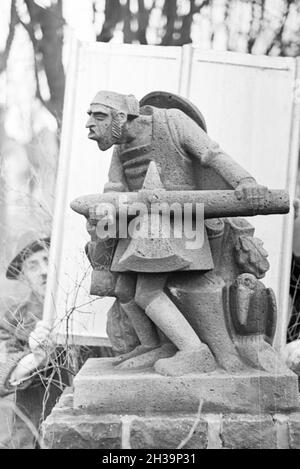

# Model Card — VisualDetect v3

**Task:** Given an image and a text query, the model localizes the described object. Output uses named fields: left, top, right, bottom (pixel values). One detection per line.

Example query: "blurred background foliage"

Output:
left=0, top=0, right=300, bottom=301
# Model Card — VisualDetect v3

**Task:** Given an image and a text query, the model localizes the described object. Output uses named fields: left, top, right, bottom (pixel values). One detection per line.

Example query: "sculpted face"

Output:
left=86, top=103, right=117, bottom=151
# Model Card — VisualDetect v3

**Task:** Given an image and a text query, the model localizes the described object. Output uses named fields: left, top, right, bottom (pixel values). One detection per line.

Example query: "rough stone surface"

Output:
left=42, top=388, right=122, bottom=449
left=273, top=413, right=290, bottom=449
left=288, top=412, right=300, bottom=449
left=42, top=388, right=300, bottom=449
left=73, top=358, right=299, bottom=414
left=130, top=416, right=208, bottom=449
left=222, top=414, right=277, bottom=449
left=54, top=386, right=74, bottom=409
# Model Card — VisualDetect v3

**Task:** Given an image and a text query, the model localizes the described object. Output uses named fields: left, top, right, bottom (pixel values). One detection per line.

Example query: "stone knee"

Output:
left=115, top=273, right=137, bottom=304
left=135, top=274, right=167, bottom=310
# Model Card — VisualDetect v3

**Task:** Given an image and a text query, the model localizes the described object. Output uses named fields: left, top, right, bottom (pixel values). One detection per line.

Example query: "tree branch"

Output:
left=176, top=0, right=195, bottom=45
left=123, top=0, right=134, bottom=43
left=247, top=0, right=266, bottom=53
left=17, top=16, right=51, bottom=115
left=175, top=0, right=211, bottom=47
left=96, top=0, right=122, bottom=42
left=136, top=0, right=152, bottom=45
left=36, top=0, right=65, bottom=122
left=161, top=0, right=178, bottom=46
left=0, top=0, right=19, bottom=74
left=265, top=0, right=294, bottom=56
left=20, top=0, right=65, bottom=125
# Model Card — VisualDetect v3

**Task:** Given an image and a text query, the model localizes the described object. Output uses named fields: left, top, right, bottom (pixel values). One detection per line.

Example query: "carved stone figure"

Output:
left=71, top=90, right=290, bottom=377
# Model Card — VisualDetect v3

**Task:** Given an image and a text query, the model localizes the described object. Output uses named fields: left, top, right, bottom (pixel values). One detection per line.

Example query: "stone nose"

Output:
left=86, top=116, right=94, bottom=128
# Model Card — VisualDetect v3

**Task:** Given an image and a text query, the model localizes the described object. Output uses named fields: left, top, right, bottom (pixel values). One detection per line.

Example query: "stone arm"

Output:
left=86, top=147, right=128, bottom=295
left=167, top=109, right=256, bottom=189
left=104, top=147, right=129, bottom=193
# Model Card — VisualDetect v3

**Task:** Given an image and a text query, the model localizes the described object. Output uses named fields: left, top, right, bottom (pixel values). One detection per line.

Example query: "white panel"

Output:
left=187, top=49, right=300, bottom=349
left=44, top=41, right=299, bottom=350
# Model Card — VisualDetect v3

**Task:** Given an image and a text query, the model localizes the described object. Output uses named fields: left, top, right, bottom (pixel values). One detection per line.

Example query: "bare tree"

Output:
left=0, top=0, right=18, bottom=74
left=22, top=0, right=65, bottom=124
left=1, top=0, right=299, bottom=129
left=137, top=0, right=152, bottom=44
left=265, top=0, right=294, bottom=55
left=96, top=0, right=123, bottom=43
left=0, top=0, right=65, bottom=126
left=93, top=0, right=300, bottom=56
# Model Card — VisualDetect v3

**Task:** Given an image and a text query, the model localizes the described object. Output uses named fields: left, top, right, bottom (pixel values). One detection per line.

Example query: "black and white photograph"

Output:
left=0, top=0, right=300, bottom=452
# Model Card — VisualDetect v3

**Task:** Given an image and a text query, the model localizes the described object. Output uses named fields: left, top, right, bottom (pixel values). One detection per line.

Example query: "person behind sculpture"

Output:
left=85, top=90, right=270, bottom=376
left=0, top=233, right=69, bottom=448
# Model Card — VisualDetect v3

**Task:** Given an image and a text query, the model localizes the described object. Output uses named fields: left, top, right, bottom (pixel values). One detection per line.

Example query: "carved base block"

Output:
left=42, top=387, right=300, bottom=449
left=73, top=358, right=299, bottom=414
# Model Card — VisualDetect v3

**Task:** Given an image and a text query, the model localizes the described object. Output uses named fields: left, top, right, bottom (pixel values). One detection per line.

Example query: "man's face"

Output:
left=86, top=104, right=115, bottom=151
left=21, top=249, right=49, bottom=299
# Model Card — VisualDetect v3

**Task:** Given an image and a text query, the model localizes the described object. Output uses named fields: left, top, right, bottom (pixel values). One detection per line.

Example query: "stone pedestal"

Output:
left=42, top=387, right=300, bottom=449
left=42, top=358, right=300, bottom=449
left=73, top=358, right=299, bottom=414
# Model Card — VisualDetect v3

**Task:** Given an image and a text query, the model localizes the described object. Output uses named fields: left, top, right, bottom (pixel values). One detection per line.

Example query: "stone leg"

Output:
left=113, top=300, right=161, bottom=365
left=112, top=272, right=159, bottom=366
left=113, top=273, right=175, bottom=370
left=144, top=291, right=201, bottom=350
left=167, top=271, right=247, bottom=372
left=134, top=274, right=217, bottom=376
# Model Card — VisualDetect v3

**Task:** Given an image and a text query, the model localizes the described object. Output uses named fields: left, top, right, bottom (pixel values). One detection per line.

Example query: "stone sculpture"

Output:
left=71, top=90, right=290, bottom=378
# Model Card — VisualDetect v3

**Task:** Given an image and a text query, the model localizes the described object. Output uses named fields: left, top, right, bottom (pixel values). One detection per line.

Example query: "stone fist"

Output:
left=88, top=205, right=116, bottom=225
left=235, top=178, right=268, bottom=209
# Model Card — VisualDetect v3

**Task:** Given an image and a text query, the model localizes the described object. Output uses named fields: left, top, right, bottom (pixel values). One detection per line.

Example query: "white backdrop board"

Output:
left=44, top=40, right=300, bottom=349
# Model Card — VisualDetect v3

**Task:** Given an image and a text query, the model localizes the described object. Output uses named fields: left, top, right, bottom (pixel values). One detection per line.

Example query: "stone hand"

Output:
left=235, top=178, right=268, bottom=209
left=29, top=320, right=54, bottom=366
left=88, top=206, right=116, bottom=226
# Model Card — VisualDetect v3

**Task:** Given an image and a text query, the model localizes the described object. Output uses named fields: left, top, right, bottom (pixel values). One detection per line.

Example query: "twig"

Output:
left=0, top=398, right=45, bottom=449
left=177, top=398, right=204, bottom=449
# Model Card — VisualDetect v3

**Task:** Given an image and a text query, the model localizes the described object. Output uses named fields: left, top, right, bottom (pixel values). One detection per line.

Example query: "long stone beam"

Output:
left=71, top=189, right=289, bottom=219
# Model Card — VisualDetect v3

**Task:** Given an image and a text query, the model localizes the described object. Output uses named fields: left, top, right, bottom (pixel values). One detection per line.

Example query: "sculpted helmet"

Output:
left=91, top=91, right=140, bottom=118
